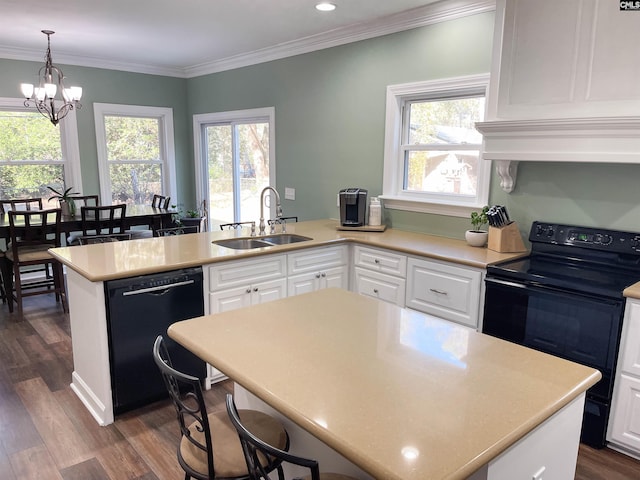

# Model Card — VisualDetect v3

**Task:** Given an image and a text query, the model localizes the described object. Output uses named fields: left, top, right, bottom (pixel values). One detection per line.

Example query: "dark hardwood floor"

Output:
left=1, top=293, right=639, bottom=479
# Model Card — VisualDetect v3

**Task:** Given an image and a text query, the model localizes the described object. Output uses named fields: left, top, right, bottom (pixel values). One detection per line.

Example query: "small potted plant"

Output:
left=466, top=205, right=489, bottom=247
left=47, top=186, right=79, bottom=217
left=174, top=205, right=206, bottom=231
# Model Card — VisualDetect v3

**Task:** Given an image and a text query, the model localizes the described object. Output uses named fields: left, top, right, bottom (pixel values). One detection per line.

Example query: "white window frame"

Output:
left=192, top=107, right=276, bottom=219
left=0, top=96, right=82, bottom=193
left=381, top=74, right=491, bottom=218
left=94, top=103, right=176, bottom=205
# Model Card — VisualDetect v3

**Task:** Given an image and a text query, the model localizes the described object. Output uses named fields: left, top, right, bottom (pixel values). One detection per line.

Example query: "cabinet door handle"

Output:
left=374, top=259, right=380, bottom=264
left=246, top=288, right=252, bottom=294
left=315, top=273, right=321, bottom=278
left=430, top=288, right=448, bottom=295
left=253, top=287, right=259, bottom=292
left=321, top=272, right=326, bottom=278
left=373, top=288, right=379, bottom=294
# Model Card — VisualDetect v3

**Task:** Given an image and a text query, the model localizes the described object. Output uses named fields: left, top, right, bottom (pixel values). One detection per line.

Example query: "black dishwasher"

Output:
left=105, top=266, right=206, bottom=414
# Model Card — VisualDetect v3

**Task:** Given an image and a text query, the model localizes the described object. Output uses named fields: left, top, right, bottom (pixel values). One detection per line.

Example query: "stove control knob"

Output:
left=601, top=234, right=613, bottom=245
left=546, top=227, right=554, bottom=237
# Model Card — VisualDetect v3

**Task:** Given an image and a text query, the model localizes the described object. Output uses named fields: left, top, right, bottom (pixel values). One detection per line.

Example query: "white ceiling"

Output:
left=0, top=0, right=492, bottom=78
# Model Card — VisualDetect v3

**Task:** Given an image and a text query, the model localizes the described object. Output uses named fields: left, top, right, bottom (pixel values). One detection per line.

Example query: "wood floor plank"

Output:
left=115, top=415, right=184, bottom=480
left=28, top=315, right=68, bottom=345
left=59, top=457, right=110, bottom=480
left=14, top=377, right=94, bottom=469
left=95, top=439, right=152, bottom=480
left=0, top=368, right=44, bottom=456
left=9, top=444, right=64, bottom=480
left=0, top=440, right=17, bottom=480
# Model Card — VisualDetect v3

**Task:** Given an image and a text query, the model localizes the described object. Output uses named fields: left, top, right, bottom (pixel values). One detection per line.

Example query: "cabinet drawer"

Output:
left=208, top=255, right=286, bottom=291
left=353, top=246, right=406, bottom=277
left=608, top=374, right=640, bottom=452
left=405, top=258, right=482, bottom=328
left=354, top=267, right=406, bottom=307
left=287, top=246, right=347, bottom=275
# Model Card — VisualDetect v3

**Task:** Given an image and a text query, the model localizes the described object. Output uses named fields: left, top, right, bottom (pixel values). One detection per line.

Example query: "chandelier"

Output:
left=20, top=30, right=82, bottom=126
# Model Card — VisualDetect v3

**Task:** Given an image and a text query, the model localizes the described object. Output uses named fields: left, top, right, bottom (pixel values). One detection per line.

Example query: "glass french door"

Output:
left=201, top=119, right=271, bottom=230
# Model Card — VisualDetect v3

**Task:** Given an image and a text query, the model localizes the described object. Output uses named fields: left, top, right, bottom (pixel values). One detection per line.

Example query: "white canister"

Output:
left=368, top=197, right=382, bottom=226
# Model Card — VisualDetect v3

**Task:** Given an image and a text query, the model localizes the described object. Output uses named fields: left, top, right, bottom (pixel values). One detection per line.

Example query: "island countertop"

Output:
left=168, top=288, right=601, bottom=480
left=49, top=219, right=528, bottom=282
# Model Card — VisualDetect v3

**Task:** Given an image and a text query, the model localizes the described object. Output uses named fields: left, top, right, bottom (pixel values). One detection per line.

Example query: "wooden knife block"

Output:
left=488, top=222, right=526, bottom=253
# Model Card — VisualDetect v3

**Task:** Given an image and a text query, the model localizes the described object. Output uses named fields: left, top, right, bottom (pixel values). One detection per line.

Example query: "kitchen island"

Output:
left=168, top=288, right=601, bottom=480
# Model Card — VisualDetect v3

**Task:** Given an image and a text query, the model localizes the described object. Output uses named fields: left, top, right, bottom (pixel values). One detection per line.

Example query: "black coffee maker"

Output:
left=339, top=188, right=367, bottom=227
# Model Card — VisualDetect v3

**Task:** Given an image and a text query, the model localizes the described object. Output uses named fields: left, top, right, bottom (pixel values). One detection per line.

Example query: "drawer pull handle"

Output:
left=321, top=272, right=326, bottom=278
left=373, top=289, right=379, bottom=294
left=374, top=259, right=380, bottom=264
left=253, top=287, right=259, bottom=292
left=246, top=288, right=251, bottom=294
left=315, top=273, right=321, bottom=278
left=430, top=288, right=448, bottom=295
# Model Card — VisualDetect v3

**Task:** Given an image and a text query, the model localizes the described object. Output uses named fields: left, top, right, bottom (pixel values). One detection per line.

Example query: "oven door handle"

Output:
left=485, top=276, right=622, bottom=304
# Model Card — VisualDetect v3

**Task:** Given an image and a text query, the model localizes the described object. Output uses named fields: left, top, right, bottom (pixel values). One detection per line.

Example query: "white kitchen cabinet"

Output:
left=353, top=267, right=405, bottom=306
left=287, top=246, right=348, bottom=296
left=405, top=257, right=482, bottom=329
left=205, top=255, right=287, bottom=386
left=608, top=298, right=640, bottom=455
left=352, top=246, right=407, bottom=307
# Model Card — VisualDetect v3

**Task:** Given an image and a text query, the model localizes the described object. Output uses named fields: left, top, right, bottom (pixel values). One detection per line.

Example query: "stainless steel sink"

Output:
left=213, top=234, right=312, bottom=249
left=212, top=238, right=273, bottom=249
left=258, top=234, right=313, bottom=245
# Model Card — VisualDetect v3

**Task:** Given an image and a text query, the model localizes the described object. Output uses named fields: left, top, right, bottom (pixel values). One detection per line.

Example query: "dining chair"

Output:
left=73, top=195, right=100, bottom=209
left=127, top=194, right=171, bottom=239
left=153, top=336, right=289, bottom=480
left=151, top=194, right=171, bottom=209
left=154, top=225, right=199, bottom=236
left=0, top=198, right=43, bottom=214
left=78, top=233, right=132, bottom=245
left=5, top=208, right=67, bottom=316
left=226, top=394, right=359, bottom=480
left=219, top=221, right=256, bottom=231
left=267, top=216, right=298, bottom=226
left=75, top=204, right=127, bottom=245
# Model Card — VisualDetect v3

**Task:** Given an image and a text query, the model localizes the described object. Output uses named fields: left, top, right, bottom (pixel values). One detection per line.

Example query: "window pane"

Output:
left=104, top=115, right=163, bottom=205
left=0, top=111, right=65, bottom=203
left=104, top=116, right=160, bottom=161
left=0, top=164, right=65, bottom=201
left=109, top=163, right=162, bottom=205
left=206, top=122, right=270, bottom=227
left=237, top=122, right=269, bottom=223
left=207, top=125, right=233, bottom=224
left=405, top=150, right=480, bottom=196
left=408, top=97, right=484, bottom=145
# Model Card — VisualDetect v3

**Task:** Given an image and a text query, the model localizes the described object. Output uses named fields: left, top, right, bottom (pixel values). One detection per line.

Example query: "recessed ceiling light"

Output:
left=316, top=2, right=337, bottom=12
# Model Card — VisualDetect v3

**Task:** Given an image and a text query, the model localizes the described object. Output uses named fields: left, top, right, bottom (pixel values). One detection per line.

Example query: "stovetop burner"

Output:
left=488, top=221, right=640, bottom=298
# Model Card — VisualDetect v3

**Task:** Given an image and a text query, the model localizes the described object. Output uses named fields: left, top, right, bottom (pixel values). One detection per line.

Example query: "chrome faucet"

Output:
left=259, top=186, right=282, bottom=235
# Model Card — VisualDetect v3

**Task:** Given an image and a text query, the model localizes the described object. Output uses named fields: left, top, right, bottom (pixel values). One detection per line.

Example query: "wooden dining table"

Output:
left=0, top=204, right=176, bottom=243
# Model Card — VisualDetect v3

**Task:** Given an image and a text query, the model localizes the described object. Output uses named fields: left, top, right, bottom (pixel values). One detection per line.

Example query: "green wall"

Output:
left=4, top=9, right=640, bottom=240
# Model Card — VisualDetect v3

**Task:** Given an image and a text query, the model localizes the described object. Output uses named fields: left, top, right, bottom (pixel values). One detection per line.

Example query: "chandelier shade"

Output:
left=20, top=30, right=82, bottom=126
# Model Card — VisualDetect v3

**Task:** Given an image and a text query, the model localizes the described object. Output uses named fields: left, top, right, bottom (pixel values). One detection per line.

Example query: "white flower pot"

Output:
left=465, top=230, right=488, bottom=247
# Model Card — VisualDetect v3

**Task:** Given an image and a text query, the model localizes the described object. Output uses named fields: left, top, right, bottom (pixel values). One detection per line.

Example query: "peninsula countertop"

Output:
left=168, top=288, right=601, bottom=480
left=49, top=219, right=528, bottom=282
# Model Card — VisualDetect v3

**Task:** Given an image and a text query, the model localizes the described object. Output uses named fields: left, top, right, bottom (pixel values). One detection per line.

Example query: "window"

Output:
left=0, top=97, right=81, bottom=204
left=382, top=74, right=490, bottom=217
left=94, top=103, right=176, bottom=205
left=193, top=108, right=275, bottom=231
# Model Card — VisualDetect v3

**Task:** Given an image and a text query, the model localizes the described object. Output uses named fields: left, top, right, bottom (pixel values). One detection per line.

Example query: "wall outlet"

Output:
left=285, top=187, right=295, bottom=200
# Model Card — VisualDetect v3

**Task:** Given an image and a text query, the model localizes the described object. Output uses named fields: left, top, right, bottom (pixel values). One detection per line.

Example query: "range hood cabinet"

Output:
left=476, top=0, right=640, bottom=192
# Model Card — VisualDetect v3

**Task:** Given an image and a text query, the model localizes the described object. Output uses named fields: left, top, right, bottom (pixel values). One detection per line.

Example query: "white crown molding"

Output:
left=0, top=45, right=187, bottom=78
left=185, top=0, right=495, bottom=77
left=0, top=0, right=495, bottom=78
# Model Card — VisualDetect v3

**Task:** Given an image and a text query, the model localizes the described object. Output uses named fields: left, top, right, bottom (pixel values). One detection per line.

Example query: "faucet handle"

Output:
left=250, top=222, right=256, bottom=236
